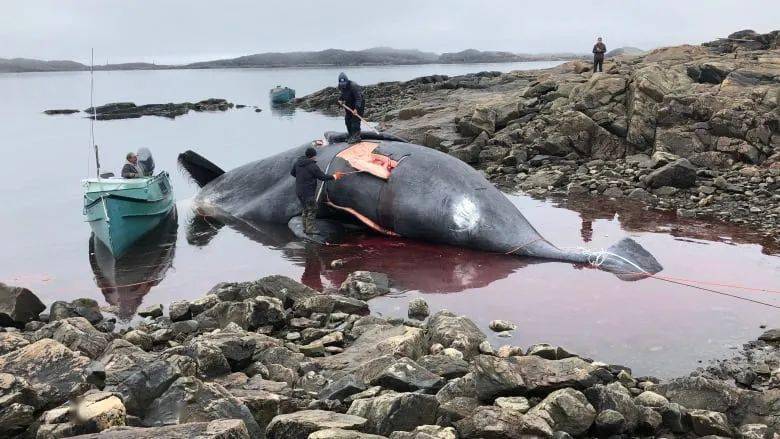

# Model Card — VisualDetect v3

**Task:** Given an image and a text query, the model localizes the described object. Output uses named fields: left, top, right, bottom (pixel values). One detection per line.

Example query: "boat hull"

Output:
left=84, top=172, right=174, bottom=257
left=270, top=87, right=295, bottom=104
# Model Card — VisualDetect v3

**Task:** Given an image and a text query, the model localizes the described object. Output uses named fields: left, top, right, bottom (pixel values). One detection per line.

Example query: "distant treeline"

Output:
left=0, top=47, right=587, bottom=73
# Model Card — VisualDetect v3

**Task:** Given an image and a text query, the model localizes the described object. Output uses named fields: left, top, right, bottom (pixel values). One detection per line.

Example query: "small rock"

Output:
left=594, top=409, right=625, bottom=436
left=407, top=298, right=430, bottom=320
left=138, top=304, right=163, bottom=319
left=495, top=396, right=531, bottom=413
left=689, top=409, right=733, bottom=436
left=489, top=319, right=517, bottom=332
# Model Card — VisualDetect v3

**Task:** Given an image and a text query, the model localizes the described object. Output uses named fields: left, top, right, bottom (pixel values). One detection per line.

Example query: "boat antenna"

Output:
left=90, top=48, right=100, bottom=178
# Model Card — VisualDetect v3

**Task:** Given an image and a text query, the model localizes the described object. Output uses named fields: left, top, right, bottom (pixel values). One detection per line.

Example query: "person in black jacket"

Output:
left=592, top=37, right=607, bottom=73
left=290, top=147, right=340, bottom=234
left=337, top=72, right=364, bottom=144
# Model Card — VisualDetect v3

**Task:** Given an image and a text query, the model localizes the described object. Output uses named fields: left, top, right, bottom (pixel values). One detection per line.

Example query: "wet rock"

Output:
left=50, top=298, right=103, bottom=324
left=266, top=410, right=367, bottom=439
left=253, top=274, right=319, bottom=308
left=347, top=392, right=439, bottom=436
left=426, top=311, right=486, bottom=359
left=407, top=298, right=429, bottom=320
left=340, top=271, right=390, bottom=300
left=369, top=357, right=445, bottom=392
left=144, top=376, right=261, bottom=437
left=0, top=339, right=91, bottom=408
left=527, top=388, right=596, bottom=436
left=32, top=316, right=111, bottom=359
left=646, top=158, right=698, bottom=188
left=689, top=409, right=733, bottom=436
left=455, top=406, right=553, bottom=438
left=489, top=320, right=516, bottom=332
left=473, top=354, right=605, bottom=401
left=417, top=354, right=469, bottom=379
left=594, top=409, right=625, bottom=436
left=0, top=283, right=45, bottom=328
left=66, top=418, right=251, bottom=438
left=584, top=382, right=640, bottom=431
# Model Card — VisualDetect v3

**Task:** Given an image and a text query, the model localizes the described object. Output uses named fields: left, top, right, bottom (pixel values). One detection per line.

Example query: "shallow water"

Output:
left=2, top=62, right=778, bottom=378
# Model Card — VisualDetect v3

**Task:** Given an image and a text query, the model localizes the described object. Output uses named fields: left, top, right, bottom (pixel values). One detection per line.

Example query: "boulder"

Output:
left=66, top=419, right=250, bottom=438
left=144, top=376, right=261, bottom=438
left=454, top=406, right=553, bottom=438
left=389, top=425, right=457, bottom=439
left=122, top=330, right=153, bottom=351
left=495, top=396, right=531, bottom=413
left=652, top=376, right=740, bottom=413
left=594, top=409, right=625, bottom=436
left=310, top=428, right=387, bottom=439
left=0, top=283, right=45, bottom=328
left=646, top=158, right=698, bottom=188
left=426, top=311, right=486, bottom=359
left=254, top=275, right=318, bottom=308
left=0, top=339, right=91, bottom=408
left=320, top=375, right=368, bottom=401
left=0, top=373, right=38, bottom=435
left=738, top=423, right=770, bottom=439
left=195, top=296, right=285, bottom=331
left=33, top=316, right=112, bottom=359
left=473, top=354, right=606, bottom=401
left=294, top=295, right=369, bottom=317
left=526, top=343, right=575, bottom=360
left=584, top=382, right=641, bottom=431
left=634, top=390, right=669, bottom=408
left=689, top=409, right=733, bottom=437
left=50, top=298, right=103, bottom=324
left=74, top=391, right=126, bottom=431
left=758, top=328, right=780, bottom=342
left=167, top=300, right=192, bottom=322
left=407, top=298, right=429, bottom=320
left=137, top=304, right=163, bottom=319
left=527, top=388, right=596, bottom=436
left=489, top=320, right=516, bottom=332
left=347, top=392, right=439, bottom=436
left=339, top=271, right=390, bottom=300
left=519, top=170, right=568, bottom=189
left=417, top=354, right=469, bottom=379
left=315, top=325, right=427, bottom=375
left=0, top=332, right=30, bottom=355
left=266, top=410, right=367, bottom=439
left=369, top=357, right=445, bottom=392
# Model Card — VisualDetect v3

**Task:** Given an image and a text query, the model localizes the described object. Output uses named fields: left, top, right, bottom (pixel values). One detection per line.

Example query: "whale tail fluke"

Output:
left=595, top=237, right=663, bottom=281
left=178, top=150, right=225, bottom=187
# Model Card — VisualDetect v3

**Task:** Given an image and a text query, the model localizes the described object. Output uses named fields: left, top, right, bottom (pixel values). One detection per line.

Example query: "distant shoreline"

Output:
left=0, top=47, right=587, bottom=74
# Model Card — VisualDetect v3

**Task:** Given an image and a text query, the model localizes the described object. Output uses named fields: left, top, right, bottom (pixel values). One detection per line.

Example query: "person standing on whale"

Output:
left=290, top=147, right=340, bottom=235
left=337, top=72, right=364, bottom=144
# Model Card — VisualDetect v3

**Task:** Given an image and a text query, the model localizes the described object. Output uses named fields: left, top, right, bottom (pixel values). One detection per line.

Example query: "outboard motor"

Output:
left=137, top=148, right=155, bottom=176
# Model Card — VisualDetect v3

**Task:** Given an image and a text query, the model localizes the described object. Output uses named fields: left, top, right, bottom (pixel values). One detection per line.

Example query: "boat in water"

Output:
left=89, top=208, right=177, bottom=320
left=83, top=149, right=175, bottom=257
left=270, top=85, right=295, bottom=104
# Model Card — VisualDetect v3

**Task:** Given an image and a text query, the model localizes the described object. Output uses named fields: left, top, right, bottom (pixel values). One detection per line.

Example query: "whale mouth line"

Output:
left=325, top=201, right=399, bottom=237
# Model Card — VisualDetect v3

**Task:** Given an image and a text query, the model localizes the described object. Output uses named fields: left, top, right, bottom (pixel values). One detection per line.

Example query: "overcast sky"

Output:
left=2, top=0, right=778, bottom=64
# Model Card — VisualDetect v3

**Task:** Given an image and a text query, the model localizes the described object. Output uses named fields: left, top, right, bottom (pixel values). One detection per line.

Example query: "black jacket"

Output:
left=593, top=42, right=607, bottom=59
left=339, top=80, right=364, bottom=113
left=121, top=163, right=141, bottom=179
left=290, top=156, right=334, bottom=201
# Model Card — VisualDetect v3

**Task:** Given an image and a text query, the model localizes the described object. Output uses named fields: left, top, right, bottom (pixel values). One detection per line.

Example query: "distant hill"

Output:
left=0, top=47, right=583, bottom=74
left=605, top=46, right=646, bottom=58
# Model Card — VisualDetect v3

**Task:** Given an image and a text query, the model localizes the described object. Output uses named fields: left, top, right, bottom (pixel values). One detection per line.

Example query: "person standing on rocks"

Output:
left=290, top=147, right=342, bottom=235
left=337, top=72, right=365, bottom=144
left=592, top=37, right=607, bottom=73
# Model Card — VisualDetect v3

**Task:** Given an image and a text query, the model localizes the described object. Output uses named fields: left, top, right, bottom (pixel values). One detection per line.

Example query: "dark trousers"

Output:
left=593, top=57, right=604, bottom=73
left=344, top=107, right=364, bottom=137
left=300, top=198, right=317, bottom=234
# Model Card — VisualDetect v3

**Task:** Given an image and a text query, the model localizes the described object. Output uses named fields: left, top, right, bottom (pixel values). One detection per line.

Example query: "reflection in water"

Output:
left=270, top=103, right=296, bottom=118
left=89, top=209, right=178, bottom=320
left=186, top=211, right=538, bottom=293
left=561, top=195, right=779, bottom=256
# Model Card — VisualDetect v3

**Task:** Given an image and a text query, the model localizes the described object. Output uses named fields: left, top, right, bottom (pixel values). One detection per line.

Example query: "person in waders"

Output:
left=592, top=37, right=607, bottom=73
left=337, top=72, right=364, bottom=144
left=290, top=147, right=341, bottom=235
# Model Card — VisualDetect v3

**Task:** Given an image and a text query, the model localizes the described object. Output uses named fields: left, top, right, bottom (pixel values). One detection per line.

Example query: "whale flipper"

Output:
left=178, top=150, right=225, bottom=187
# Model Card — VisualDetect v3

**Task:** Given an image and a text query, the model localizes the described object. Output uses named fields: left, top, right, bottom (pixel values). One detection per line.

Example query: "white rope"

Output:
left=566, top=247, right=649, bottom=274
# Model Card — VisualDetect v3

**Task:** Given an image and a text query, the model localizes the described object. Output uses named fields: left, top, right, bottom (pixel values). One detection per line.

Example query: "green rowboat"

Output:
left=83, top=172, right=175, bottom=257
left=270, top=85, right=295, bottom=104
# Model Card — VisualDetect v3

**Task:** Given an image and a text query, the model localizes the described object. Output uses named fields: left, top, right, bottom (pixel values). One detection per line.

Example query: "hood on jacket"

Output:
left=338, top=72, right=349, bottom=89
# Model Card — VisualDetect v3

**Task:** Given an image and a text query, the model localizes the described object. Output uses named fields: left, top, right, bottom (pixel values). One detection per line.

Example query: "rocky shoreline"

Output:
left=1, top=272, right=779, bottom=438
left=296, top=30, right=780, bottom=245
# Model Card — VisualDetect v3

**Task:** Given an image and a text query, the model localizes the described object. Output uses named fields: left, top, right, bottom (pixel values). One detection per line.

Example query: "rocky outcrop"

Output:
left=297, top=29, right=780, bottom=242
left=82, top=99, right=235, bottom=120
left=0, top=283, right=45, bottom=327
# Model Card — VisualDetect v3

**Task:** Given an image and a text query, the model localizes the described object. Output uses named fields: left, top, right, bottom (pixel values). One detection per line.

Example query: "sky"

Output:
left=1, top=0, right=778, bottom=64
